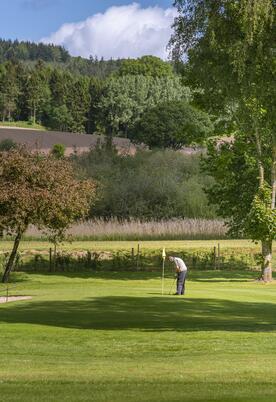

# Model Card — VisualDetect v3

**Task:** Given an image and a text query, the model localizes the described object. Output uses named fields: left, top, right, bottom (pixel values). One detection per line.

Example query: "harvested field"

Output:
left=0, top=127, right=203, bottom=156
left=0, top=127, right=139, bottom=155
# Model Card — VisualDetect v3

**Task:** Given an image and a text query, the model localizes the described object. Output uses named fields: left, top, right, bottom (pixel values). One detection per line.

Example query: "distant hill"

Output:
left=0, top=38, right=123, bottom=78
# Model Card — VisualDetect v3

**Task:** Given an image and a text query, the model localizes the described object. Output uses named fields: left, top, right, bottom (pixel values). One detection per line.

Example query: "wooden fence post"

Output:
left=131, top=248, right=134, bottom=269
left=136, top=244, right=140, bottom=271
left=49, top=248, right=52, bottom=272
left=217, top=243, right=221, bottom=270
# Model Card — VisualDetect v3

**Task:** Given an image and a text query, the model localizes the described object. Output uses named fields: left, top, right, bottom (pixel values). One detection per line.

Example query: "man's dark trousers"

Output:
left=176, top=271, right=186, bottom=295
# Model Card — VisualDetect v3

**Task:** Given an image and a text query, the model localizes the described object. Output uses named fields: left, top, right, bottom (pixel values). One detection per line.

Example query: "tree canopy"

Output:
left=98, top=74, right=191, bottom=137
left=0, top=148, right=95, bottom=282
left=117, top=56, right=174, bottom=77
left=131, top=100, right=213, bottom=149
left=170, top=0, right=276, bottom=279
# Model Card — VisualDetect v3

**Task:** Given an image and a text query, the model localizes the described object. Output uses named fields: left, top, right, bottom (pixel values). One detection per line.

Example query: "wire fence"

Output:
left=0, top=243, right=269, bottom=274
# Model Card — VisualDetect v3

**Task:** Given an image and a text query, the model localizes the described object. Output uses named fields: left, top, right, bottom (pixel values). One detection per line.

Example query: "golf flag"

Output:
left=162, top=248, right=166, bottom=259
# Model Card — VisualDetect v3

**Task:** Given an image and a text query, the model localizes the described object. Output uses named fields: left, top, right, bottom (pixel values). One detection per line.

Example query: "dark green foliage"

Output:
left=0, top=138, right=17, bottom=151
left=131, top=101, right=214, bottom=149
left=202, top=136, right=262, bottom=238
left=0, top=39, right=70, bottom=63
left=76, top=148, right=216, bottom=220
left=98, top=75, right=191, bottom=138
left=0, top=61, right=92, bottom=132
left=0, top=49, right=188, bottom=138
left=0, top=39, right=123, bottom=78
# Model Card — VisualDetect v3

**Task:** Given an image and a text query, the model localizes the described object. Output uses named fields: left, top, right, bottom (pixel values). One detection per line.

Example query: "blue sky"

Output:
left=0, top=0, right=173, bottom=41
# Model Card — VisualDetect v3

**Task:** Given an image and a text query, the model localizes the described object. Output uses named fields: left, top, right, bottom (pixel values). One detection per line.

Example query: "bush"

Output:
left=75, top=148, right=217, bottom=220
left=0, top=138, right=17, bottom=151
left=51, top=143, right=66, bottom=158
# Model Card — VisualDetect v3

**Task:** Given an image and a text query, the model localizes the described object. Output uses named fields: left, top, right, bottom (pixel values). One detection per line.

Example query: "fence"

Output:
left=0, top=243, right=268, bottom=274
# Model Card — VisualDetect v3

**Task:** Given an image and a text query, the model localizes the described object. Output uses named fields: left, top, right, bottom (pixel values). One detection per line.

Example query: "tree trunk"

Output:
left=261, top=240, right=273, bottom=282
left=254, top=129, right=264, bottom=186
left=2, top=231, right=22, bottom=283
left=271, top=141, right=276, bottom=209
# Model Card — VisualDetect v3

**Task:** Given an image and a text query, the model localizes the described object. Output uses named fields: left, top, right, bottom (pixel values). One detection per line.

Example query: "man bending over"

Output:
left=169, top=256, right=188, bottom=295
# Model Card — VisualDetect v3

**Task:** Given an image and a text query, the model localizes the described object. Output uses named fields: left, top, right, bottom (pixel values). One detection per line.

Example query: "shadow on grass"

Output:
left=1, top=294, right=276, bottom=332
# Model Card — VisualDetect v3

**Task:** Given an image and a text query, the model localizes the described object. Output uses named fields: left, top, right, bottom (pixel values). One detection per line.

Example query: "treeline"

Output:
left=0, top=38, right=123, bottom=77
left=75, top=147, right=217, bottom=220
left=0, top=55, right=213, bottom=146
left=0, top=39, right=70, bottom=63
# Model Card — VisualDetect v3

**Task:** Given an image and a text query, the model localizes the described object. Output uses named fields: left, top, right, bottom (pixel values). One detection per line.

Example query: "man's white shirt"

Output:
left=172, top=257, right=187, bottom=272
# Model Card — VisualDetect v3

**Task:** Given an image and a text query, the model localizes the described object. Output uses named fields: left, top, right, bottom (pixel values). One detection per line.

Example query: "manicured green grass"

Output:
left=1, top=270, right=276, bottom=401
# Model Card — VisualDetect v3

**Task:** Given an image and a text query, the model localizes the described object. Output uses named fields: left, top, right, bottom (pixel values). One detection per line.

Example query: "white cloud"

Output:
left=41, top=3, right=176, bottom=60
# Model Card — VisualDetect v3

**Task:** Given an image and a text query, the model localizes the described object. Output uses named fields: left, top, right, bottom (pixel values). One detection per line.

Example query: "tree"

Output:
left=170, top=0, right=276, bottom=279
left=87, top=76, right=105, bottom=134
left=0, top=62, right=20, bottom=121
left=0, top=148, right=95, bottom=282
left=66, top=76, right=90, bottom=133
left=98, top=75, right=191, bottom=139
left=25, top=61, right=51, bottom=124
left=117, top=56, right=174, bottom=77
left=131, top=101, right=213, bottom=149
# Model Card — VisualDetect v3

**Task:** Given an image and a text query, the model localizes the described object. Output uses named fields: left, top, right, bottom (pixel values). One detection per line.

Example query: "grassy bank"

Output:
left=1, top=271, right=276, bottom=401
left=0, top=121, right=46, bottom=130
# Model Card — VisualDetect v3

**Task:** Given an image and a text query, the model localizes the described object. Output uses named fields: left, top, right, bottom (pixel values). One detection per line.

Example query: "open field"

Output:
left=1, top=270, right=276, bottom=401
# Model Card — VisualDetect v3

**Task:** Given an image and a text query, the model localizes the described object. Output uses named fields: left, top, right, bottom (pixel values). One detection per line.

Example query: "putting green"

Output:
left=0, top=270, right=276, bottom=402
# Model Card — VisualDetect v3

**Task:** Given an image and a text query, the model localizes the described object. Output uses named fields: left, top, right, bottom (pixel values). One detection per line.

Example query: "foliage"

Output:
left=117, top=56, right=174, bottom=77
left=0, top=147, right=95, bottom=281
left=25, top=60, right=51, bottom=124
left=246, top=184, right=276, bottom=242
left=0, top=39, right=123, bottom=78
left=131, top=101, right=213, bottom=149
left=51, top=143, right=66, bottom=159
left=170, top=0, right=276, bottom=276
left=98, top=75, right=191, bottom=137
left=75, top=148, right=216, bottom=220
left=0, top=39, right=70, bottom=63
left=0, top=138, right=17, bottom=151
left=0, top=56, right=190, bottom=138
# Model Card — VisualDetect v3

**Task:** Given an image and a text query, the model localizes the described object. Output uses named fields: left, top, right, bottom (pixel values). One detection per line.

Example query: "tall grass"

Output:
left=24, top=218, right=227, bottom=241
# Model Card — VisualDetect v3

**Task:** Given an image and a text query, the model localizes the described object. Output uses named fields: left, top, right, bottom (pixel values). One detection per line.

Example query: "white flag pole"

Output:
left=162, top=248, right=166, bottom=295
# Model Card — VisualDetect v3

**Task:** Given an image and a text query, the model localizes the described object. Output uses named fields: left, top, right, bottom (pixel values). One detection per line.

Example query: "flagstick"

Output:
left=161, top=248, right=166, bottom=296
left=162, top=257, right=165, bottom=296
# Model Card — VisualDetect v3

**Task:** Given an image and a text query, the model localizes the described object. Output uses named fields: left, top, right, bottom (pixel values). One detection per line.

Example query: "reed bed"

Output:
left=24, top=218, right=228, bottom=241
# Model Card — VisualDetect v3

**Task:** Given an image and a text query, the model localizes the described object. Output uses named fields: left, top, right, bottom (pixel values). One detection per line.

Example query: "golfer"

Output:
left=169, top=256, right=187, bottom=295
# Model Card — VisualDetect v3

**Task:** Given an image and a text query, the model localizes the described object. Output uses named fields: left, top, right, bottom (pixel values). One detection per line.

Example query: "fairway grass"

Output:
left=1, top=270, right=276, bottom=401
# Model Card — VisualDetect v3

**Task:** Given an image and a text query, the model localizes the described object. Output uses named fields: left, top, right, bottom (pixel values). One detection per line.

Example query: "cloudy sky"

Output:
left=0, top=0, right=175, bottom=59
